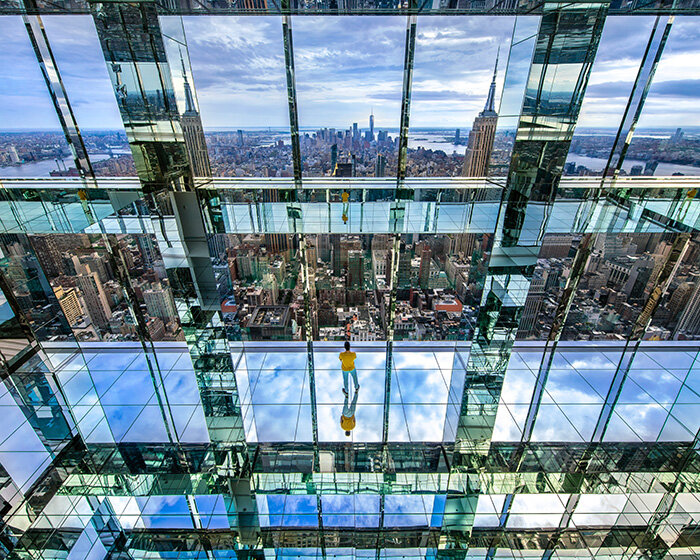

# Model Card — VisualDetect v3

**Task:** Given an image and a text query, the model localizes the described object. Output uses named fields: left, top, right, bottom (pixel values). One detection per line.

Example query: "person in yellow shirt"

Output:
left=679, top=187, right=697, bottom=221
left=340, top=384, right=359, bottom=437
left=339, top=340, right=359, bottom=396
left=341, top=191, right=349, bottom=224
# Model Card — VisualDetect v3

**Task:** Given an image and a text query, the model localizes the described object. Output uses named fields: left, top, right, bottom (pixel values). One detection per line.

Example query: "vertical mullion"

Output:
left=282, top=15, right=302, bottom=192
left=396, top=15, right=417, bottom=192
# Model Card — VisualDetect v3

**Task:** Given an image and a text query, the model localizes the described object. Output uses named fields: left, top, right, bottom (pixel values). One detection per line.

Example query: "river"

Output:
left=566, top=153, right=700, bottom=176
left=0, top=153, right=111, bottom=178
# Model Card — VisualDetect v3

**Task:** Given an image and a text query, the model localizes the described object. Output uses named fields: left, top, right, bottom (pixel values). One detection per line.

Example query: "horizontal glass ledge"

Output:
left=12, top=524, right=700, bottom=550
left=57, top=440, right=700, bottom=477
left=0, top=177, right=697, bottom=235
left=2, top=175, right=697, bottom=190
left=58, top=463, right=699, bottom=495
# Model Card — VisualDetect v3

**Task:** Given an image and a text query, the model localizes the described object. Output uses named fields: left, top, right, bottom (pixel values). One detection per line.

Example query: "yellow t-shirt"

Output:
left=342, top=192, right=349, bottom=203
left=339, top=351, right=356, bottom=371
left=341, top=415, right=356, bottom=431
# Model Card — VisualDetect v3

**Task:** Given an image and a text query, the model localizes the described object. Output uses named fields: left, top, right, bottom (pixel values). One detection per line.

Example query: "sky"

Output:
left=0, top=14, right=699, bottom=131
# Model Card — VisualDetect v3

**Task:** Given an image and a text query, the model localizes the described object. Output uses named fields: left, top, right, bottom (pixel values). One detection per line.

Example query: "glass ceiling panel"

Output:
left=41, top=15, right=137, bottom=177
left=407, top=16, right=514, bottom=178
left=293, top=16, right=404, bottom=178
left=0, top=16, right=73, bottom=178
left=627, top=16, right=700, bottom=177
left=180, top=16, right=292, bottom=178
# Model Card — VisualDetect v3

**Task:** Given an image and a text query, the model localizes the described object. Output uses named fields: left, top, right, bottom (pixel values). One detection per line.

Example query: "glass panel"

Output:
left=294, top=16, right=404, bottom=177
left=489, top=15, right=540, bottom=177
left=559, top=232, right=694, bottom=341
left=180, top=16, right=292, bottom=178
left=41, top=15, right=137, bottom=177
left=407, top=16, right=515, bottom=178
left=28, top=233, right=183, bottom=343
left=626, top=16, right=700, bottom=177
left=564, top=16, right=657, bottom=177
left=0, top=16, right=72, bottom=178
left=222, top=233, right=304, bottom=341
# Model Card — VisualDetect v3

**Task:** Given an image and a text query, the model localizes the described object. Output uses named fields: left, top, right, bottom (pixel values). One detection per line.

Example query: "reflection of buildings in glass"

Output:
left=53, top=285, right=84, bottom=328
left=462, top=52, right=499, bottom=178
left=76, top=269, right=112, bottom=330
left=676, top=278, right=700, bottom=338
left=179, top=54, right=212, bottom=177
left=247, top=305, right=291, bottom=340
left=143, top=285, right=178, bottom=321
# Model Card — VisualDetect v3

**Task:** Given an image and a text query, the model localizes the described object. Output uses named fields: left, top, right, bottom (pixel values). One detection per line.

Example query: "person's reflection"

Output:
left=341, top=386, right=359, bottom=437
left=341, top=190, right=349, bottom=224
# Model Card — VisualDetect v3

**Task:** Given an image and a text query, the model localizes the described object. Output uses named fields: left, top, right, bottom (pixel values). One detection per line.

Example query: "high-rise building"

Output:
left=330, top=144, right=338, bottom=175
left=76, top=270, right=112, bottom=330
left=265, top=234, right=290, bottom=256
left=243, top=0, right=267, bottom=9
left=347, top=250, right=364, bottom=288
left=369, top=111, right=374, bottom=141
left=143, top=285, right=178, bottom=321
left=179, top=54, right=212, bottom=177
left=463, top=52, right=499, bottom=178
left=8, top=146, right=20, bottom=164
left=375, top=153, right=386, bottom=177
left=31, top=235, right=63, bottom=277
left=54, top=285, right=84, bottom=327
left=418, top=243, right=432, bottom=289
left=675, top=279, right=700, bottom=337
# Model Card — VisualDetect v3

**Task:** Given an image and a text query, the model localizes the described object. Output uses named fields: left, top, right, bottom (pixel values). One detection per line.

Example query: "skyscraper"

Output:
left=463, top=51, right=499, bottom=178
left=143, top=285, right=178, bottom=321
left=53, top=285, right=84, bottom=327
left=331, top=144, right=338, bottom=175
left=675, top=279, right=700, bottom=337
left=179, top=54, right=212, bottom=177
left=418, top=243, right=432, bottom=289
left=369, top=111, right=375, bottom=141
left=76, top=270, right=112, bottom=330
left=375, top=153, right=386, bottom=177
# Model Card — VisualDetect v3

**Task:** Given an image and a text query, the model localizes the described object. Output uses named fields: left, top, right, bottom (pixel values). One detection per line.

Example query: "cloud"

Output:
left=2, top=14, right=700, bottom=132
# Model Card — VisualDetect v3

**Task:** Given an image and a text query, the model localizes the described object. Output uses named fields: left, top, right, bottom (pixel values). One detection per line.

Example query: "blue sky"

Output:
left=0, top=15, right=699, bottom=130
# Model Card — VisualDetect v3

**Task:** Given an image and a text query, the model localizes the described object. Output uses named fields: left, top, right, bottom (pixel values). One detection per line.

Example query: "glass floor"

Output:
left=25, top=341, right=699, bottom=449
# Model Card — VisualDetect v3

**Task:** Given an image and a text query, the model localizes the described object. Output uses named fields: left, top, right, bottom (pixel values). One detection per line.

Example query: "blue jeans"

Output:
left=342, top=368, right=359, bottom=392
left=343, top=388, right=359, bottom=418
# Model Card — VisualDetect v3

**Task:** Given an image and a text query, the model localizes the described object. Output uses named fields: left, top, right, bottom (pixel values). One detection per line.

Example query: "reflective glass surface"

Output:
left=1, top=7, right=700, bottom=560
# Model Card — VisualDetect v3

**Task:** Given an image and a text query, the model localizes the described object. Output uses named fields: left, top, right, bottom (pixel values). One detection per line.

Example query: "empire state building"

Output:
left=463, top=52, right=499, bottom=177
left=179, top=56, right=212, bottom=177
